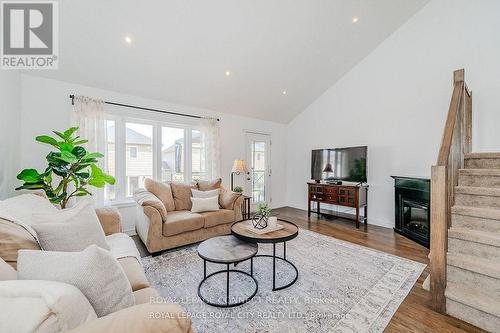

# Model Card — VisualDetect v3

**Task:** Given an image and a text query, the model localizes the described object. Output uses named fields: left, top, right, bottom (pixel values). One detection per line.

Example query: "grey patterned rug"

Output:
left=142, top=229, right=425, bottom=333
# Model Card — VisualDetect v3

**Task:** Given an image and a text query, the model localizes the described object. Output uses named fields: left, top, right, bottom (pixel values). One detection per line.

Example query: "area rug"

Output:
left=142, top=229, right=426, bottom=333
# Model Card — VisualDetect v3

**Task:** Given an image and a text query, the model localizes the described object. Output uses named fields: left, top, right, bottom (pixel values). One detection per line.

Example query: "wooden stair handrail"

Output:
left=437, top=75, right=464, bottom=166
left=430, top=69, right=472, bottom=313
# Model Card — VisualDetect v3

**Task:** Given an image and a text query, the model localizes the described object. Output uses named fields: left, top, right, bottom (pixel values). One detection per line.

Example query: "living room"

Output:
left=1, top=0, right=499, bottom=332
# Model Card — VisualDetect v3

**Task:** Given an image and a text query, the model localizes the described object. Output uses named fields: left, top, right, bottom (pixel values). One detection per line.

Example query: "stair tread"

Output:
left=455, top=186, right=500, bottom=196
left=449, top=227, right=500, bottom=247
left=465, top=152, right=500, bottom=159
left=447, top=252, right=500, bottom=280
left=452, top=205, right=500, bottom=220
left=446, top=282, right=500, bottom=317
left=459, top=168, right=500, bottom=176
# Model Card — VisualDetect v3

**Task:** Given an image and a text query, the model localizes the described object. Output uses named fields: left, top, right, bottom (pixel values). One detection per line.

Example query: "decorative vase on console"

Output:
left=252, top=202, right=272, bottom=230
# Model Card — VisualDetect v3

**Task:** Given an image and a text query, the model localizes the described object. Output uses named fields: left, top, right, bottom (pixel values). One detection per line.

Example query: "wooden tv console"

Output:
left=307, top=182, right=368, bottom=228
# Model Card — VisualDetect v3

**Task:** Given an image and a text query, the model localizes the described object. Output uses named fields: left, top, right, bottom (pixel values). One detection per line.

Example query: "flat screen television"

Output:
left=311, top=146, right=367, bottom=183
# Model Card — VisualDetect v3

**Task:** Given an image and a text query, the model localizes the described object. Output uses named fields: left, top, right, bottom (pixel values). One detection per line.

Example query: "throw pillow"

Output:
left=133, top=189, right=168, bottom=220
left=220, top=187, right=242, bottom=210
left=31, top=199, right=109, bottom=252
left=17, top=245, right=135, bottom=317
left=0, top=280, right=97, bottom=332
left=197, top=178, right=222, bottom=191
left=191, top=196, right=220, bottom=213
left=0, top=193, right=59, bottom=238
left=191, top=188, right=220, bottom=199
left=144, top=178, right=175, bottom=211
left=170, top=182, right=196, bottom=210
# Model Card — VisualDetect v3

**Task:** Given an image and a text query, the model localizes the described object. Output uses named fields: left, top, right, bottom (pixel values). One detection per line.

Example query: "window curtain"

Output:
left=200, top=118, right=221, bottom=180
left=72, top=95, right=107, bottom=206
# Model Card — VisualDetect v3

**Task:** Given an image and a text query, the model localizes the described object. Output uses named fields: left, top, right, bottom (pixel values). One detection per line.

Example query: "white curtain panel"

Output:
left=72, top=96, right=107, bottom=206
left=200, top=118, right=221, bottom=180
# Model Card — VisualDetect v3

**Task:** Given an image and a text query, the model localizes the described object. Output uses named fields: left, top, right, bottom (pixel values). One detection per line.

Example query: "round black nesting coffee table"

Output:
left=197, top=235, right=258, bottom=307
left=231, top=219, right=299, bottom=291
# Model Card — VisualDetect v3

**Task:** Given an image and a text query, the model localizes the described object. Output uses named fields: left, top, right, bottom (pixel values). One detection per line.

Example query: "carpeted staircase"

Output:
left=426, top=152, right=500, bottom=332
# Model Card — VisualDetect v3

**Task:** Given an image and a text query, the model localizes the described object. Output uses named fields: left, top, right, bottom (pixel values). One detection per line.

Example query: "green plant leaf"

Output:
left=16, top=183, right=45, bottom=190
left=74, top=164, right=90, bottom=172
left=73, top=139, right=88, bottom=145
left=75, top=172, right=90, bottom=179
left=64, top=127, right=79, bottom=138
left=36, top=135, right=59, bottom=147
left=52, top=165, right=69, bottom=177
left=84, top=152, right=104, bottom=160
left=103, top=173, right=115, bottom=185
left=53, top=131, right=67, bottom=141
left=88, top=178, right=105, bottom=187
left=56, top=151, right=78, bottom=164
left=16, top=169, right=40, bottom=183
left=59, top=142, right=74, bottom=152
left=71, top=146, right=86, bottom=158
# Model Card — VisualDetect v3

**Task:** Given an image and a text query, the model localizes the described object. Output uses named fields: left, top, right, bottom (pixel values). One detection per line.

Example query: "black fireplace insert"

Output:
left=391, top=176, right=430, bottom=248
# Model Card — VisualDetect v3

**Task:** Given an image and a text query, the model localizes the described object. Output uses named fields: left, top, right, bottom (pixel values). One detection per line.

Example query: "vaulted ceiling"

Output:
left=30, top=0, right=429, bottom=123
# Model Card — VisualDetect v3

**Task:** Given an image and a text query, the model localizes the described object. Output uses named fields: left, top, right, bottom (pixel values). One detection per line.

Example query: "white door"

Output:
left=245, top=132, right=271, bottom=207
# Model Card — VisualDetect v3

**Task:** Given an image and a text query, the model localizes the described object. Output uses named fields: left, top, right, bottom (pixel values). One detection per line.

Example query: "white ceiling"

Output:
left=30, top=0, right=429, bottom=123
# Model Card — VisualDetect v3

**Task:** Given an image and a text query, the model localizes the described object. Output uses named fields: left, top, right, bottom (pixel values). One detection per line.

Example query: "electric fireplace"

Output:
left=391, top=176, right=430, bottom=248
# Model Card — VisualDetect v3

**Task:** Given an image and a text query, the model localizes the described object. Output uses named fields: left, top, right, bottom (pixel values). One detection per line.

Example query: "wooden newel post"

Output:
left=430, top=165, right=448, bottom=312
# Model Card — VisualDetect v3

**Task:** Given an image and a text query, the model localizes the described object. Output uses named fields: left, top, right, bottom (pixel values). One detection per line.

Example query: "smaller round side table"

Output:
left=197, top=235, right=258, bottom=307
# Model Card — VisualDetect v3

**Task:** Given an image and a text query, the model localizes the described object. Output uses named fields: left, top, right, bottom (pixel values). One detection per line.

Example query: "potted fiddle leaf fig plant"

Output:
left=16, top=127, right=115, bottom=209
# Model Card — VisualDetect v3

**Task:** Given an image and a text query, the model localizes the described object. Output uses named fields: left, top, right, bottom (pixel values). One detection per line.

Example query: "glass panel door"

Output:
left=245, top=132, right=271, bottom=205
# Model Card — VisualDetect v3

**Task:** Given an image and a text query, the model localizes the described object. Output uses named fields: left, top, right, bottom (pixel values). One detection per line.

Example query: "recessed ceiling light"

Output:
left=282, top=90, right=287, bottom=95
left=124, top=35, right=132, bottom=44
left=225, top=71, right=231, bottom=76
left=352, top=17, right=359, bottom=23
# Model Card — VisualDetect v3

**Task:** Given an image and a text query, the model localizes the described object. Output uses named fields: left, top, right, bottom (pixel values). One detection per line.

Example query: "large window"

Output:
left=104, top=115, right=205, bottom=203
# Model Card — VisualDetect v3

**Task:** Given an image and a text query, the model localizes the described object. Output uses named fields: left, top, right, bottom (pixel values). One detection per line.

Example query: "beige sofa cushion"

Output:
left=118, top=257, right=150, bottom=292
left=197, top=178, right=222, bottom=191
left=162, top=211, right=204, bottom=237
left=67, top=303, right=193, bottom=333
left=134, top=189, right=168, bottom=221
left=144, top=178, right=176, bottom=212
left=219, top=187, right=242, bottom=210
left=0, top=218, right=40, bottom=269
left=200, top=209, right=235, bottom=228
left=133, top=287, right=159, bottom=305
left=95, top=207, right=123, bottom=235
left=0, top=257, right=16, bottom=280
left=170, top=182, right=196, bottom=211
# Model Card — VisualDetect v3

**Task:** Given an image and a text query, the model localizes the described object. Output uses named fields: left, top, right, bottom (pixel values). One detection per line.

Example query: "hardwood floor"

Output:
left=273, top=206, right=486, bottom=333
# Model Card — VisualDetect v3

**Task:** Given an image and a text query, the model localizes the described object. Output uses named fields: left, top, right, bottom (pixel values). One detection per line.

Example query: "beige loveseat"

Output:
left=134, top=178, right=244, bottom=254
left=0, top=200, right=192, bottom=333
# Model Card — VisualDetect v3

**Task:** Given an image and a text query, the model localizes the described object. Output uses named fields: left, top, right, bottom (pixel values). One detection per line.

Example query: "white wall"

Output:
left=19, top=74, right=287, bottom=233
left=0, top=71, right=21, bottom=199
left=286, top=0, right=500, bottom=228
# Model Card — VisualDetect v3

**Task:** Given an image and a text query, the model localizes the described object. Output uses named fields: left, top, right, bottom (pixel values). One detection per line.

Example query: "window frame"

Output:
left=103, top=110, right=202, bottom=205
